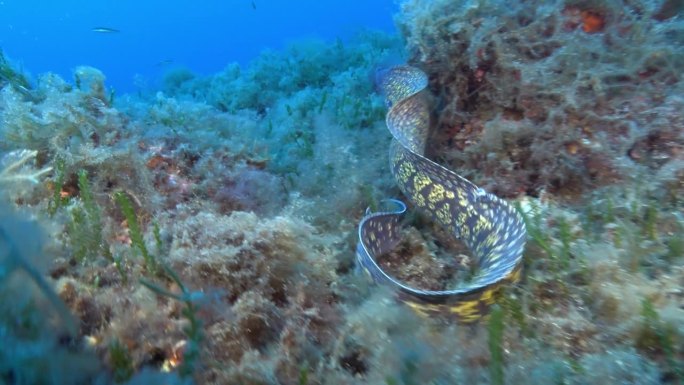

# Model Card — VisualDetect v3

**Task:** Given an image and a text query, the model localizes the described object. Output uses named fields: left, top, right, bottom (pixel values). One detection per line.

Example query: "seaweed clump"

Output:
left=0, top=50, right=31, bottom=92
left=397, top=0, right=684, bottom=200
left=0, top=203, right=102, bottom=385
left=0, top=5, right=683, bottom=383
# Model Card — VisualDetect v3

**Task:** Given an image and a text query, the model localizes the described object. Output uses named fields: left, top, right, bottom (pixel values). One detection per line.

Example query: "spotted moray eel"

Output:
left=356, top=65, right=527, bottom=322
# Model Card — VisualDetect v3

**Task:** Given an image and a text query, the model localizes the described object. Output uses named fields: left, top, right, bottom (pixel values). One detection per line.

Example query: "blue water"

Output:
left=0, top=0, right=398, bottom=93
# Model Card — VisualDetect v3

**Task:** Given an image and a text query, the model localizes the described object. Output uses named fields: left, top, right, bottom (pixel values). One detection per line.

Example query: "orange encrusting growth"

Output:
left=581, top=10, right=605, bottom=33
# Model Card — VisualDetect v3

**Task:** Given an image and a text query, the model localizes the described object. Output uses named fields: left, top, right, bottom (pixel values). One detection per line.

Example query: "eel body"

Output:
left=356, top=65, right=527, bottom=322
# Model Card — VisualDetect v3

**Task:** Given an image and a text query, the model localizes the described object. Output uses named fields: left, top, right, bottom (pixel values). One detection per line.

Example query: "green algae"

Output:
left=140, top=263, right=203, bottom=381
left=0, top=49, right=30, bottom=91
left=488, top=305, right=505, bottom=385
left=109, top=339, right=134, bottom=383
left=0, top=3, right=683, bottom=383
left=636, top=298, right=683, bottom=383
left=115, top=191, right=156, bottom=273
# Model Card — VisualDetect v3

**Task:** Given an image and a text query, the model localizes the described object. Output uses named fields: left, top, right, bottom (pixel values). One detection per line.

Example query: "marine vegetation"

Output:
left=0, top=50, right=31, bottom=90
left=0, top=0, right=683, bottom=384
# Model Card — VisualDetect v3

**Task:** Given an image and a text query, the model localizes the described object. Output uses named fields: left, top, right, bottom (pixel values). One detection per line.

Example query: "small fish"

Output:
left=155, top=59, right=174, bottom=67
left=251, top=0, right=256, bottom=10
left=92, top=27, right=120, bottom=33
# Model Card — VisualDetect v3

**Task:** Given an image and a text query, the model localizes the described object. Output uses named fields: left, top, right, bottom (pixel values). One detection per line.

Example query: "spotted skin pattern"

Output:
left=357, top=66, right=527, bottom=322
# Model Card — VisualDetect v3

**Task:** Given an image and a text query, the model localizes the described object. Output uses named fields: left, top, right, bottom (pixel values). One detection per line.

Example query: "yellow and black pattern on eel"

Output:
left=356, top=65, right=527, bottom=323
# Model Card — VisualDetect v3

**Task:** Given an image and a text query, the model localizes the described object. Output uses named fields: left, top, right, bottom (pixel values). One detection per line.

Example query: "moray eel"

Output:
left=356, top=65, right=527, bottom=322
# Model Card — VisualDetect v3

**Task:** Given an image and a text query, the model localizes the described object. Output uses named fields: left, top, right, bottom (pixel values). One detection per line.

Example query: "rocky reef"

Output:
left=0, top=1, right=683, bottom=384
left=398, top=0, right=684, bottom=200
